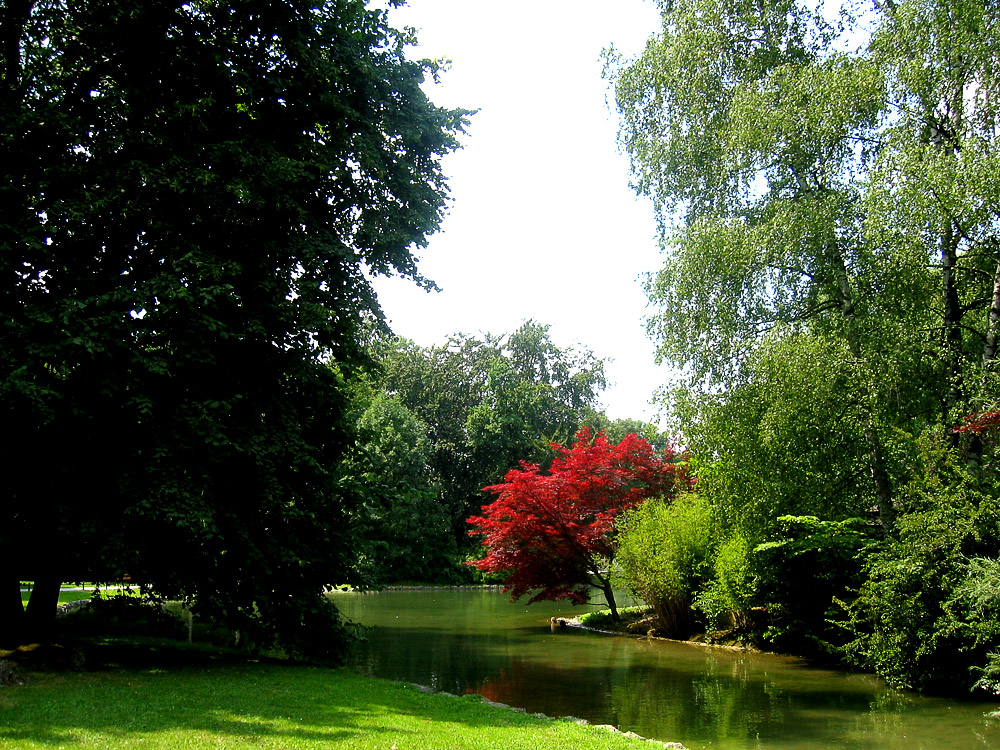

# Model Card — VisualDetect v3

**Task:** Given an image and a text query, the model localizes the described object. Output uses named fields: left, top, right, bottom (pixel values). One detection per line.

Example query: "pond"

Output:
left=335, top=588, right=1000, bottom=750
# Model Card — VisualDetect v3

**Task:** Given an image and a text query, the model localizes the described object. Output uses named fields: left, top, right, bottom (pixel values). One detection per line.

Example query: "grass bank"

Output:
left=0, top=657, right=670, bottom=750
left=20, top=584, right=121, bottom=607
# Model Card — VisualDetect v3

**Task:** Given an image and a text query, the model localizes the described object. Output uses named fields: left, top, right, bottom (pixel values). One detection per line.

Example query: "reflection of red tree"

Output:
left=467, top=428, right=692, bottom=611
left=471, top=674, right=505, bottom=703
left=473, top=664, right=551, bottom=709
left=468, top=654, right=620, bottom=721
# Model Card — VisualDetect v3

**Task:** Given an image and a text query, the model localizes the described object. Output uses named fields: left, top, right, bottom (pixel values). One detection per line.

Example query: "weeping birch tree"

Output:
left=607, top=0, right=999, bottom=535
left=865, top=0, right=1000, bottom=423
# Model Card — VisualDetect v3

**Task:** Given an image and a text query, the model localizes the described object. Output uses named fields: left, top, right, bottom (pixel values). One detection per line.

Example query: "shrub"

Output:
left=754, top=515, right=874, bottom=657
left=845, top=436, right=1000, bottom=693
left=615, top=494, right=713, bottom=638
left=694, top=532, right=758, bottom=631
left=70, top=594, right=185, bottom=639
left=952, top=558, right=1000, bottom=694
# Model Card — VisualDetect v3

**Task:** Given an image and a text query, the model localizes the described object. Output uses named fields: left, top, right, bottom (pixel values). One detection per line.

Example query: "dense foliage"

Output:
left=342, top=322, right=672, bottom=585
left=0, top=0, right=468, bottom=658
left=615, top=494, right=713, bottom=638
left=468, top=429, right=692, bottom=618
left=343, top=391, right=453, bottom=584
left=846, top=434, right=1000, bottom=693
left=369, top=323, right=613, bottom=542
left=606, top=0, right=1000, bottom=692
left=753, top=516, right=875, bottom=656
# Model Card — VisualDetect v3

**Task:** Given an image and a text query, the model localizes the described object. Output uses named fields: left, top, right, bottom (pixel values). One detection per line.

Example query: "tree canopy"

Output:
left=0, top=0, right=469, bottom=658
left=608, top=0, right=1000, bottom=528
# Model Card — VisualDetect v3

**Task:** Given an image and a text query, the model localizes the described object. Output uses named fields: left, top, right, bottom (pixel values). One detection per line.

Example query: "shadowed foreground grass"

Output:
left=0, top=661, right=666, bottom=750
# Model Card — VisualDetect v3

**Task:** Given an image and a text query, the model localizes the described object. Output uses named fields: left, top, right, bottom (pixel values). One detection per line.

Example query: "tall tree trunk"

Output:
left=941, top=218, right=965, bottom=434
left=832, top=248, right=895, bottom=530
left=0, top=577, right=25, bottom=648
left=23, top=577, right=61, bottom=643
left=981, top=256, right=1000, bottom=367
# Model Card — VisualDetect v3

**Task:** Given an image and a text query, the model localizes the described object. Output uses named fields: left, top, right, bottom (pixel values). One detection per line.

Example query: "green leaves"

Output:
left=1, top=0, right=469, bottom=659
left=616, top=494, right=713, bottom=637
left=845, top=434, right=1000, bottom=692
left=371, top=322, right=609, bottom=551
left=611, top=0, right=1000, bottom=688
left=608, top=0, right=834, bottom=221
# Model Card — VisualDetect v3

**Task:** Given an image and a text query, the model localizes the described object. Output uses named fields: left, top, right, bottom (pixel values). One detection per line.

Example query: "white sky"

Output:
left=373, top=0, right=671, bottom=424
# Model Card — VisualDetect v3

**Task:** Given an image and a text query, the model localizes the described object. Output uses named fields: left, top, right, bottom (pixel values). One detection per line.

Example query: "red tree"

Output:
left=467, top=428, right=692, bottom=619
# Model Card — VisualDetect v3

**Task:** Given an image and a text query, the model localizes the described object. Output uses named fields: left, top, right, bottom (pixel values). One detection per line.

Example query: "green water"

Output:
left=335, top=588, right=1000, bottom=750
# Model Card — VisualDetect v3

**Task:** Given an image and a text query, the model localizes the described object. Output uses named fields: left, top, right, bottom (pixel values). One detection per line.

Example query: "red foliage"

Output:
left=954, top=411, right=1000, bottom=435
left=467, top=427, right=693, bottom=606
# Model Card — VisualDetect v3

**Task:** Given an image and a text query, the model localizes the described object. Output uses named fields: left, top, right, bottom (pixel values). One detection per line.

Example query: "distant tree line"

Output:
left=346, top=320, right=665, bottom=584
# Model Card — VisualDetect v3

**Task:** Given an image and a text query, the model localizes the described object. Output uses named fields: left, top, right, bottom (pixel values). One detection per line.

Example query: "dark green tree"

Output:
left=371, top=333, right=496, bottom=544
left=344, top=390, right=454, bottom=583
left=0, top=0, right=469, bottom=658
left=846, top=433, right=1000, bottom=693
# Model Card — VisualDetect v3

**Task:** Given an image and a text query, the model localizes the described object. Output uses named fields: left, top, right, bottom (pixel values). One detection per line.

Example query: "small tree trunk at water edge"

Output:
left=602, top=581, right=620, bottom=622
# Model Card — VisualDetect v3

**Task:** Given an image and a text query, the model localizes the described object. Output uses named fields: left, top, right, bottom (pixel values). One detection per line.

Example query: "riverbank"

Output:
left=560, top=607, right=758, bottom=653
left=0, top=653, right=681, bottom=750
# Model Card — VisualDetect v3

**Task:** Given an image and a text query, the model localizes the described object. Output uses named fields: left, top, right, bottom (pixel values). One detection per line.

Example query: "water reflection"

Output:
left=335, top=589, right=999, bottom=750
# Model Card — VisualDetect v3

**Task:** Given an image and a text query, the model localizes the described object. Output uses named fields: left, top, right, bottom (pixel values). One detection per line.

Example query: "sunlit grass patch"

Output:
left=0, top=662, right=663, bottom=750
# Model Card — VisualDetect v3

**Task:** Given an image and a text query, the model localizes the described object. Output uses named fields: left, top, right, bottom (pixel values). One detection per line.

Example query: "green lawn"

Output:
left=20, top=585, right=135, bottom=609
left=0, top=661, right=667, bottom=750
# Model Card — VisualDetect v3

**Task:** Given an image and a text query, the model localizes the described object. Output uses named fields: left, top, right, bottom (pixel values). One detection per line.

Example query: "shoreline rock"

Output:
left=0, top=660, right=29, bottom=687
